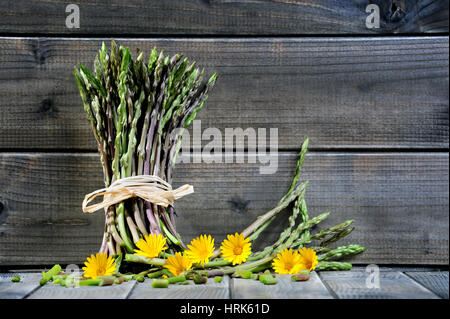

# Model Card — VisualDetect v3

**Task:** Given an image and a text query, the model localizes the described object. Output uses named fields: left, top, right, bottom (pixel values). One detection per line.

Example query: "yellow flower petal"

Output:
left=82, top=253, right=117, bottom=279
left=164, top=252, right=193, bottom=276
left=298, top=247, right=318, bottom=271
left=220, top=233, right=252, bottom=265
left=185, top=234, right=215, bottom=267
left=133, top=234, right=168, bottom=259
left=272, top=248, right=305, bottom=274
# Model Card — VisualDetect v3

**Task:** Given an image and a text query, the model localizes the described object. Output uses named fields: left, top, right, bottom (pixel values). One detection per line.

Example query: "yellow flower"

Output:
left=164, top=252, right=193, bottom=276
left=185, top=234, right=215, bottom=267
left=298, top=247, right=318, bottom=271
left=272, top=248, right=304, bottom=274
left=82, top=253, right=116, bottom=279
left=220, top=233, right=252, bottom=265
left=134, top=233, right=168, bottom=258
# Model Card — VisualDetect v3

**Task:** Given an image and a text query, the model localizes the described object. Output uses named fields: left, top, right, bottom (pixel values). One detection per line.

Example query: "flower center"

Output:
left=96, top=267, right=106, bottom=276
left=233, top=246, right=243, bottom=255
left=284, top=261, right=293, bottom=271
left=200, top=249, right=210, bottom=257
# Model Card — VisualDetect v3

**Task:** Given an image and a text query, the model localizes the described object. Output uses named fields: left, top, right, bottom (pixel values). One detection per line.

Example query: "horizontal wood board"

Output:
left=128, top=276, right=230, bottom=299
left=405, top=271, right=449, bottom=298
left=230, top=272, right=333, bottom=299
left=0, top=37, right=448, bottom=150
left=0, top=272, right=41, bottom=299
left=319, top=270, right=441, bottom=298
left=27, top=278, right=136, bottom=299
left=2, top=270, right=447, bottom=299
left=0, top=152, right=447, bottom=266
left=0, top=0, right=448, bottom=35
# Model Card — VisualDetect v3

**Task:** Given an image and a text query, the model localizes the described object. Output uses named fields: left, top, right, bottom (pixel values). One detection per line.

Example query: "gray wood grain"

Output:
left=0, top=272, right=41, bottom=299
left=320, top=271, right=441, bottom=299
left=0, top=152, right=448, bottom=266
left=405, top=271, right=449, bottom=299
left=27, top=278, right=136, bottom=299
left=231, top=272, right=333, bottom=299
left=350, top=266, right=442, bottom=272
left=128, top=276, right=230, bottom=299
left=0, top=0, right=447, bottom=35
left=2, top=270, right=447, bottom=299
left=0, top=37, right=448, bottom=150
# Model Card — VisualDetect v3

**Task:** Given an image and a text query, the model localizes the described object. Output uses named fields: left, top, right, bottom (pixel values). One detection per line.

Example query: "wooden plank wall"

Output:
left=0, top=0, right=448, bottom=266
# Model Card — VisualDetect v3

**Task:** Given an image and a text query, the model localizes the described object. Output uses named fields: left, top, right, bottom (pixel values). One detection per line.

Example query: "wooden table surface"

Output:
left=1, top=268, right=447, bottom=299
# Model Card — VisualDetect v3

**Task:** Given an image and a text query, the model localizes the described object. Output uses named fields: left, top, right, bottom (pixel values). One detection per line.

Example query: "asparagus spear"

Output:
left=42, top=264, right=62, bottom=282
left=244, top=138, right=309, bottom=244
left=316, top=261, right=352, bottom=271
left=243, top=181, right=308, bottom=240
left=320, top=227, right=355, bottom=247
left=318, top=244, right=366, bottom=261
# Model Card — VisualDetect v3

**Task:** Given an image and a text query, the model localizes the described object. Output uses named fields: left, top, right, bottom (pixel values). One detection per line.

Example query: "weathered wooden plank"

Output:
left=0, top=272, right=41, bottom=299
left=128, top=276, right=230, bottom=299
left=0, top=0, right=447, bottom=35
left=1, top=152, right=446, bottom=266
left=0, top=37, right=448, bottom=150
left=319, top=271, right=440, bottom=299
left=27, top=277, right=136, bottom=299
left=350, top=266, right=442, bottom=272
left=231, top=272, right=333, bottom=299
left=405, top=271, right=449, bottom=299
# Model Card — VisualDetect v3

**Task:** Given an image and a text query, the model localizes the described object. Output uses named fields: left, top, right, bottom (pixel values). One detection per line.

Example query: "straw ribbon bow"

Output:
left=82, top=175, right=194, bottom=213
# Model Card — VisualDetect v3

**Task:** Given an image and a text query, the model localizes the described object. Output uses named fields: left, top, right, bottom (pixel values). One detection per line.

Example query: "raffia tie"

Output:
left=82, top=175, right=194, bottom=213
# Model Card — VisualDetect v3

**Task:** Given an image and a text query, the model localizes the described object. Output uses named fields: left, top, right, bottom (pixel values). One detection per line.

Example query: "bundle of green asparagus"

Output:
left=74, top=40, right=216, bottom=255
left=74, top=41, right=365, bottom=281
